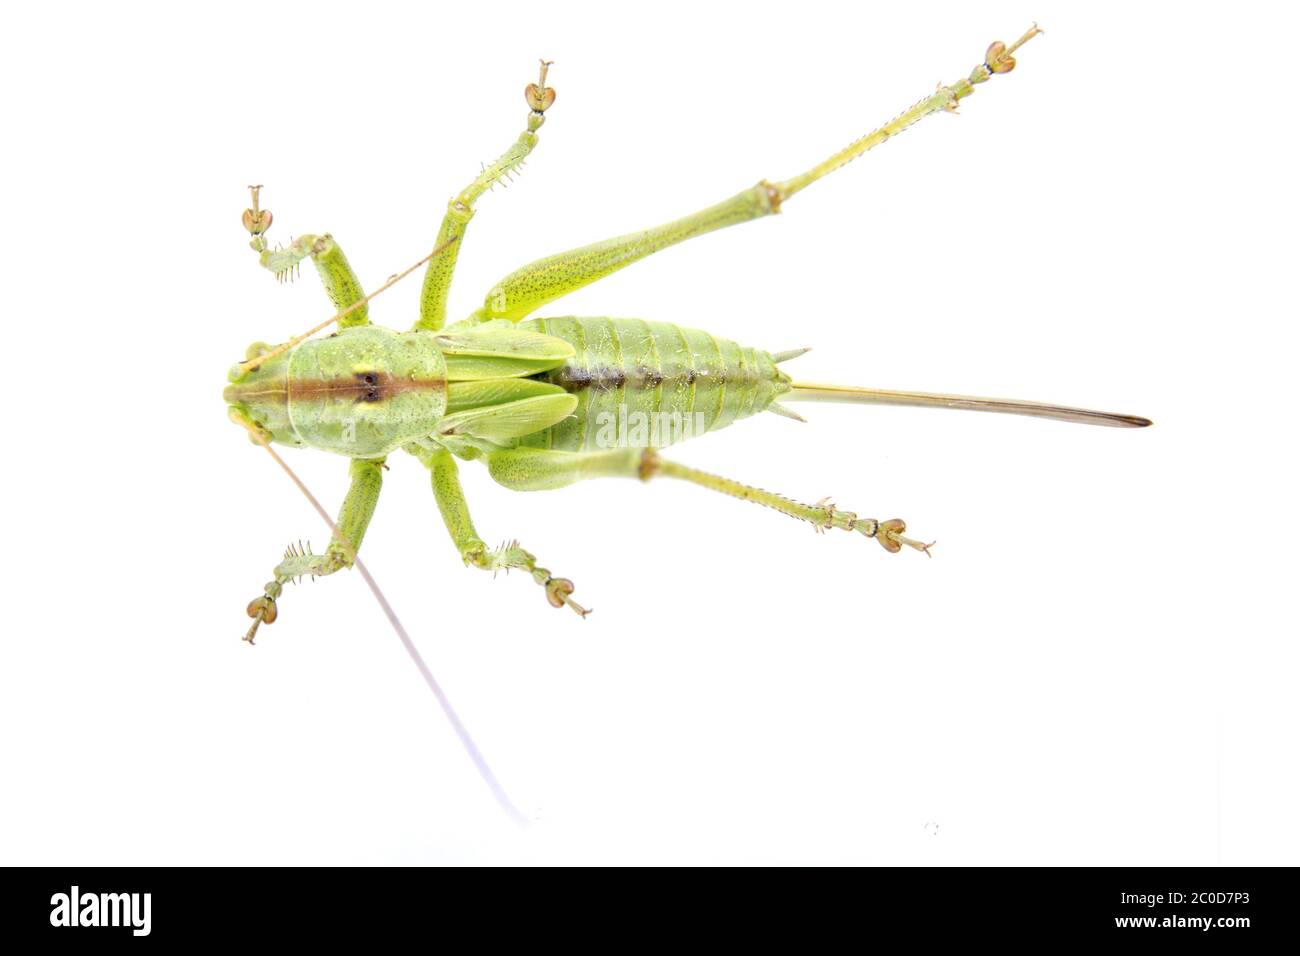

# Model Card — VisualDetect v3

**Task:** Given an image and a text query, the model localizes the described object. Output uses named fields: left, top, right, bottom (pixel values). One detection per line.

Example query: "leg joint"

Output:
left=445, top=198, right=474, bottom=224
left=637, top=449, right=661, bottom=481
left=758, top=179, right=783, bottom=214
left=460, top=538, right=491, bottom=569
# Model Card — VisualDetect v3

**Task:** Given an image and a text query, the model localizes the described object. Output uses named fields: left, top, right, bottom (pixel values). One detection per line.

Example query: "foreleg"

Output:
left=240, top=185, right=371, bottom=327
left=243, top=457, right=385, bottom=642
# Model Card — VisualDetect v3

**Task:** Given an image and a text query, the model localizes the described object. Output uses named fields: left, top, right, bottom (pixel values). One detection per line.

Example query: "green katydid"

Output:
left=227, top=25, right=1149, bottom=645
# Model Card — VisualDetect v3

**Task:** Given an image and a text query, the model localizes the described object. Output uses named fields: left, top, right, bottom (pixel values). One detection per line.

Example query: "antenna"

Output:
left=234, top=416, right=529, bottom=827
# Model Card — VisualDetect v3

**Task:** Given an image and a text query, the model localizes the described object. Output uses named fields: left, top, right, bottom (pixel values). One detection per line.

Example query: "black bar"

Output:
left=3, top=866, right=1291, bottom=944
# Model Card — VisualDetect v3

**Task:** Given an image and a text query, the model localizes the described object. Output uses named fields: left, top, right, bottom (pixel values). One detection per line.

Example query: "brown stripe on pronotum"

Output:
left=290, top=371, right=447, bottom=404
left=227, top=371, right=447, bottom=405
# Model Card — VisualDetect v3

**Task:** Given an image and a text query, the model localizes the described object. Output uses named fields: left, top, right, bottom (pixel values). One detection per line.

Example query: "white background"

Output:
left=1, top=2, right=1295, bottom=865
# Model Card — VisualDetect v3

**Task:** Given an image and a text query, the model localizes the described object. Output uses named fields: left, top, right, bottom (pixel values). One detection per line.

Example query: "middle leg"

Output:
left=420, top=446, right=589, bottom=615
left=414, top=60, right=558, bottom=331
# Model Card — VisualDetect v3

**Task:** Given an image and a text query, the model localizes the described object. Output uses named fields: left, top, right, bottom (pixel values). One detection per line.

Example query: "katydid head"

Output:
left=226, top=327, right=449, bottom=456
left=225, top=342, right=302, bottom=448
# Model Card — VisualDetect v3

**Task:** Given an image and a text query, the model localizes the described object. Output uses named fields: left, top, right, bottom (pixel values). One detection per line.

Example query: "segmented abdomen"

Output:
left=518, top=317, right=788, bottom=451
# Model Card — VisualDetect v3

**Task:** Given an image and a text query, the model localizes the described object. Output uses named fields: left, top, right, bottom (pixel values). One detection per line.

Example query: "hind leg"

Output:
left=466, top=27, right=1042, bottom=325
left=485, top=447, right=932, bottom=554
